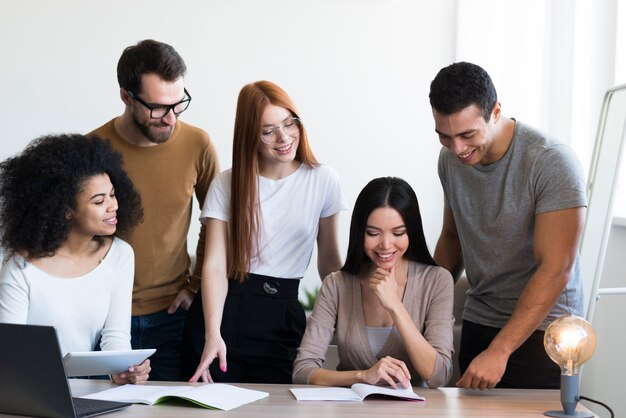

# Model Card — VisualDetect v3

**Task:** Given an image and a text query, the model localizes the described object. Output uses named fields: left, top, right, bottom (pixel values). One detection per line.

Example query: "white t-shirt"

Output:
left=0, top=238, right=134, bottom=355
left=201, top=164, right=346, bottom=278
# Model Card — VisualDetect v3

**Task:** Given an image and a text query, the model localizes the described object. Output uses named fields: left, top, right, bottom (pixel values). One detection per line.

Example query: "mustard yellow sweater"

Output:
left=89, top=119, right=220, bottom=315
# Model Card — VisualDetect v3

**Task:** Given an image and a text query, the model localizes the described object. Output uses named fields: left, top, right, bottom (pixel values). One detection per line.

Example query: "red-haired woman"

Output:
left=183, top=81, right=346, bottom=383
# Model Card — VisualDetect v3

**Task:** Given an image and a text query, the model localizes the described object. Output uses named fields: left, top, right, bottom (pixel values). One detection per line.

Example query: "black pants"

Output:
left=459, top=320, right=560, bottom=389
left=182, top=274, right=305, bottom=383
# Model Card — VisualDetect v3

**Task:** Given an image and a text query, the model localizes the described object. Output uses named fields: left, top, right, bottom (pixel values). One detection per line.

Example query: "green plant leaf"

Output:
left=300, top=285, right=320, bottom=311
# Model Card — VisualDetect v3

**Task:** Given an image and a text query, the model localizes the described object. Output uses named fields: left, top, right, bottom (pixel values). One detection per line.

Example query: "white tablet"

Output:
left=63, top=348, right=156, bottom=377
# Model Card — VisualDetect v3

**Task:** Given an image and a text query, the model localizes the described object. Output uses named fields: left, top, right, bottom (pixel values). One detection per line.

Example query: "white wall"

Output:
left=1, top=2, right=624, bottom=414
left=581, top=224, right=626, bottom=417
left=0, top=0, right=456, bottom=295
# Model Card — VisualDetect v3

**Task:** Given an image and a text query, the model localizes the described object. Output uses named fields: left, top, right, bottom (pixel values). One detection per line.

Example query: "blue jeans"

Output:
left=131, top=308, right=187, bottom=381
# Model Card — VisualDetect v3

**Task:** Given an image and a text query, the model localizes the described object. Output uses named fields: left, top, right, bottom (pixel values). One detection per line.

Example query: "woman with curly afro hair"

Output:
left=0, top=133, right=150, bottom=384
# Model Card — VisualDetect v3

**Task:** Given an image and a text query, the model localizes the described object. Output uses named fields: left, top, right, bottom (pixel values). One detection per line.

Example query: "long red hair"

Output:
left=228, top=81, right=318, bottom=281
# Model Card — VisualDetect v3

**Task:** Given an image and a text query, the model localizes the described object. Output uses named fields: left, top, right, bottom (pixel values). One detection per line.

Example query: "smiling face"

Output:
left=433, top=103, right=502, bottom=166
left=257, top=104, right=300, bottom=168
left=363, top=207, right=409, bottom=270
left=68, top=173, right=118, bottom=238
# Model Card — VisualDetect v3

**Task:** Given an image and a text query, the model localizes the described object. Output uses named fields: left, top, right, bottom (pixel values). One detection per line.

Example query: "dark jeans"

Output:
left=182, top=274, right=305, bottom=383
left=131, top=308, right=187, bottom=381
left=459, top=319, right=560, bottom=389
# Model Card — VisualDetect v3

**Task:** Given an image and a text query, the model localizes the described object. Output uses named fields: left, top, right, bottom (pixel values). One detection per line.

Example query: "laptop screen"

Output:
left=0, top=323, right=129, bottom=418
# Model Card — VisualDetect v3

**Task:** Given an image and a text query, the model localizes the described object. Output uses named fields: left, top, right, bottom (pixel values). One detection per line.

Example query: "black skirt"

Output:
left=181, top=273, right=305, bottom=383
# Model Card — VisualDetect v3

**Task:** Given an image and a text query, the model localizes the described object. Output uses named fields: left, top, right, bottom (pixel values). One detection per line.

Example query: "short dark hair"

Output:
left=117, top=39, right=187, bottom=93
left=429, top=61, right=498, bottom=122
left=0, top=134, right=143, bottom=258
left=342, top=177, right=436, bottom=275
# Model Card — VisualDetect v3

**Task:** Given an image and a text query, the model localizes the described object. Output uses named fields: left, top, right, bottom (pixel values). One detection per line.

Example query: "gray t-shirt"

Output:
left=438, top=120, right=587, bottom=330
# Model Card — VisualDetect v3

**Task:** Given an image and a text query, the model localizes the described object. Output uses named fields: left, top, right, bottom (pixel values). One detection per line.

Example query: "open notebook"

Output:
left=290, top=383, right=424, bottom=402
left=82, top=383, right=269, bottom=411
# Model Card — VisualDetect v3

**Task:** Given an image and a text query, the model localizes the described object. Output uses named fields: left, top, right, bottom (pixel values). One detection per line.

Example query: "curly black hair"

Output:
left=0, top=134, right=143, bottom=258
left=429, top=61, right=498, bottom=122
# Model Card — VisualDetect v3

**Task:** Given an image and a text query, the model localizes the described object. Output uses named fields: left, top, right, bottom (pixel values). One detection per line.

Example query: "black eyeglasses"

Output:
left=127, top=88, right=192, bottom=119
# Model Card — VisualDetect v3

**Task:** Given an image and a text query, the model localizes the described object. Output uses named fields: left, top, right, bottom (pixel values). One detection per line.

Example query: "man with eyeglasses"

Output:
left=88, top=39, right=220, bottom=381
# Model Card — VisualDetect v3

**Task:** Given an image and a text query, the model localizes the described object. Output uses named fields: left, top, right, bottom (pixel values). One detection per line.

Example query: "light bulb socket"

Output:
left=561, top=374, right=579, bottom=415
left=544, top=375, right=594, bottom=417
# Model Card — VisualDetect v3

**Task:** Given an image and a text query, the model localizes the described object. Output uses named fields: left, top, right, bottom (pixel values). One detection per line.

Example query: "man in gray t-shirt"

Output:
left=429, top=62, right=587, bottom=390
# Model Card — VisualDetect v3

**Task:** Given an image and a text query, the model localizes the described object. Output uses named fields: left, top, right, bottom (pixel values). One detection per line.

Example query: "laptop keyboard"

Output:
left=72, top=397, right=131, bottom=417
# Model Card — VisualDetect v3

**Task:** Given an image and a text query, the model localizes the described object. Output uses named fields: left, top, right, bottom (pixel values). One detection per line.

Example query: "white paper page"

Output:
left=177, top=384, right=269, bottom=411
left=82, top=384, right=186, bottom=405
left=82, top=384, right=268, bottom=411
left=289, top=387, right=362, bottom=401
left=351, top=383, right=424, bottom=401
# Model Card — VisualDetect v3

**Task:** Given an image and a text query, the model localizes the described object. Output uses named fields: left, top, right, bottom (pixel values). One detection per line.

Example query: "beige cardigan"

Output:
left=293, top=261, right=454, bottom=388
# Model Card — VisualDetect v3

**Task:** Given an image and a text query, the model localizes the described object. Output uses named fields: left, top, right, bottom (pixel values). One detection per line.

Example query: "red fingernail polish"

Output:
left=221, top=366, right=226, bottom=372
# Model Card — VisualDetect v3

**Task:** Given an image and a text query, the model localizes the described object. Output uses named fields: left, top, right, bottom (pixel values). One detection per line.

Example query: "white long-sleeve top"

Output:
left=0, top=238, right=134, bottom=355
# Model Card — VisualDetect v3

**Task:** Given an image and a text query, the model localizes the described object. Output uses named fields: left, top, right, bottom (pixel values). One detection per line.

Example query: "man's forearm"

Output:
left=488, top=268, right=568, bottom=356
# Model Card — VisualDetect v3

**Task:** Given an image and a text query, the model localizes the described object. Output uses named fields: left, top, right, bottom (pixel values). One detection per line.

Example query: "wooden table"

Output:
left=1, top=379, right=597, bottom=417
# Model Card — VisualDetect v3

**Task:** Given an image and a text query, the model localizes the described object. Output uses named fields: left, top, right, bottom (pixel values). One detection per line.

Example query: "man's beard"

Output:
left=132, top=114, right=174, bottom=144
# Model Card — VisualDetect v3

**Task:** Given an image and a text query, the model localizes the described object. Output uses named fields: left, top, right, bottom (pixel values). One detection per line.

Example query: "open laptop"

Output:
left=0, top=323, right=131, bottom=418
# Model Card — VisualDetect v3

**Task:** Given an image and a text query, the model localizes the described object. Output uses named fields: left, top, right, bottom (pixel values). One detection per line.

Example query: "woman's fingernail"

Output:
left=221, top=365, right=227, bottom=372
